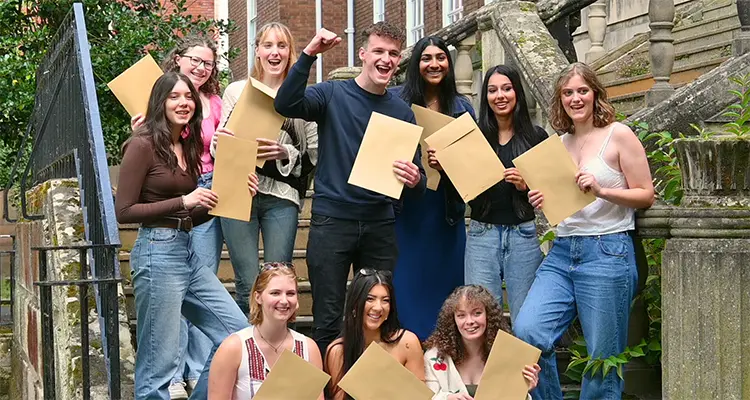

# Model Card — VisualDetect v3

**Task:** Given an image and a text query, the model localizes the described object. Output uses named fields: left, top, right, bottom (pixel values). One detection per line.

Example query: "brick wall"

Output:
left=184, top=0, right=216, bottom=20
left=279, top=0, right=318, bottom=81
left=228, top=0, right=248, bottom=79
left=321, top=0, right=350, bottom=77
left=257, top=0, right=280, bottom=27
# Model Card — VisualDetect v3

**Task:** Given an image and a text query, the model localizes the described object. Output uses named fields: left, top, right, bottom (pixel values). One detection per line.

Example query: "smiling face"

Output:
left=419, top=45, right=449, bottom=86
left=561, top=74, right=595, bottom=124
left=254, top=275, right=299, bottom=323
left=175, top=45, right=214, bottom=91
left=453, top=298, right=487, bottom=343
left=256, top=28, right=290, bottom=79
left=486, top=72, right=517, bottom=118
left=362, top=284, right=391, bottom=332
left=164, top=79, right=195, bottom=128
left=359, top=34, right=402, bottom=89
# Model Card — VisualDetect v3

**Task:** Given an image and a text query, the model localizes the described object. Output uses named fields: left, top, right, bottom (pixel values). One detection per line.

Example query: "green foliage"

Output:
left=0, top=0, right=237, bottom=185
left=722, top=73, right=750, bottom=137
left=634, top=122, right=684, bottom=206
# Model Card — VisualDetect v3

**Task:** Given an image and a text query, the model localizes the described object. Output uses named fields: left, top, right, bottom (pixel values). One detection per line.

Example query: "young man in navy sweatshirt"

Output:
left=274, top=21, right=426, bottom=354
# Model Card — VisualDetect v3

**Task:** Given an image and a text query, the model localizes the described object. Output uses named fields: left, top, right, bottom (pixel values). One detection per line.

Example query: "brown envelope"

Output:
left=474, top=330, right=541, bottom=400
left=224, top=77, right=286, bottom=167
left=411, top=104, right=455, bottom=191
left=348, top=112, right=423, bottom=199
left=338, top=342, right=433, bottom=400
left=512, top=135, right=596, bottom=226
left=209, top=135, right=258, bottom=221
left=107, top=54, right=163, bottom=117
left=424, top=112, right=505, bottom=202
left=252, top=349, right=330, bottom=400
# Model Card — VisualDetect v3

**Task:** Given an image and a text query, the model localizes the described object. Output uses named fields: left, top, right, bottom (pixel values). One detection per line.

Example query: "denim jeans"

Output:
left=130, top=227, right=248, bottom=399
left=464, top=220, right=543, bottom=324
left=173, top=171, right=224, bottom=384
left=306, top=214, right=398, bottom=355
left=513, top=232, right=638, bottom=400
left=220, top=193, right=298, bottom=314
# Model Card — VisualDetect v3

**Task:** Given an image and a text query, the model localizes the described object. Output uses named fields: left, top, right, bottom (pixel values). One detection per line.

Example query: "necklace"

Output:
left=426, top=99, right=438, bottom=108
left=257, top=328, right=289, bottom=353
left=575, top=131, right=593, bottom=166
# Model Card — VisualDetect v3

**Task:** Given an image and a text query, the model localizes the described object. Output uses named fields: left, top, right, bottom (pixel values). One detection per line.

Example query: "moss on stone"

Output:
left=518, top=2, right=536, bottom=13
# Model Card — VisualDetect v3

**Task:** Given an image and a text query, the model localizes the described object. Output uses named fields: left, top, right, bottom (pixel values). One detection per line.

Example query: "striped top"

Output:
left=231, top=326, right=310, bottom=399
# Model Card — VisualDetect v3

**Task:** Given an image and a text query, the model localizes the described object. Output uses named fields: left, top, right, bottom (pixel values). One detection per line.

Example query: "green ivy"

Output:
left=723, top=73, right=750, bottom=137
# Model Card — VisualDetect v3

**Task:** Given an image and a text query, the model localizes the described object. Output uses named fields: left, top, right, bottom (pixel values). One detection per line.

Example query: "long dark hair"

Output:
left=328, top=269, right=404, bottom=400
left=399, top=36, right=460, bottom=116
left=124, top=72, right=203, bottom=180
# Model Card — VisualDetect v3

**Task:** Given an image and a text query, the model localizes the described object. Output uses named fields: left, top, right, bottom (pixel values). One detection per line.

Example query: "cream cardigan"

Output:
left=423, top=347, right=533, bottom=400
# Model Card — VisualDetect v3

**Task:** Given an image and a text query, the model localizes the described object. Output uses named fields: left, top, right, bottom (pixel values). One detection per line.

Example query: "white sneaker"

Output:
left=169, top=382, right=188, bottom=399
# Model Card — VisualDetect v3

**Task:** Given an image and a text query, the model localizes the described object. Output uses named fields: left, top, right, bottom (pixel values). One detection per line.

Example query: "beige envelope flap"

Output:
left=251, top=77, right=279, bottom=98
left=423, top=112, right=476, bottom=151
left=437, top=129, right=506, bottom=202
left=253, top=349, right=330, bottom=400
left=338, top=342, right=433, bottom=400
left=474, top=330, right=542, bottom=400
left=512, top=135, right=596, bottom=226
left=107, top=53, right=163, bottom=117
left=411, top=104, right=455, bottom=191
left=209, top=135, right=259, bottom=221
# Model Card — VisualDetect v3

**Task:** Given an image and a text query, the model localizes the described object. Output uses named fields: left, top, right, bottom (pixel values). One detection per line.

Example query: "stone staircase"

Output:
left=595, top=0, right=738, bottom=116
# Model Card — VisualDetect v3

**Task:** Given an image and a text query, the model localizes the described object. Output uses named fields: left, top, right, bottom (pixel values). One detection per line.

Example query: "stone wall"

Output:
left=11, top=179, right=134, bottom=399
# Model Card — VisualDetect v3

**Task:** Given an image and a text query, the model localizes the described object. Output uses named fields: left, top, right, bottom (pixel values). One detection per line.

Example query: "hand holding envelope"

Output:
left=107, top=54, right=163, bottom=117
left=252, top=350, right=330, bottom=400
left=224, top=77, right=286, bottom=168
left=209, top=135, right=259, bottom=221
left=411, top=104, right=455, bottom=190
left=424, top=113, right=506, bottom=202
left=338, top=342, right=433, bottom=400
left=512, top=135, right=596, bottom=226
left=473, top=330, right=541, bottom=400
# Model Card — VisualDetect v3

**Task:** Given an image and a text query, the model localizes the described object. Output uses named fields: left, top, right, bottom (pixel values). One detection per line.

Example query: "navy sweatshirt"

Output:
left=274, top=53, right=426, bottom=221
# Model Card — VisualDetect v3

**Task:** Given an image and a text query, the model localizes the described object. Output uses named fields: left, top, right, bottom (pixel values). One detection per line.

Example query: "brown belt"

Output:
left=142, top=217, right=193, bottom=233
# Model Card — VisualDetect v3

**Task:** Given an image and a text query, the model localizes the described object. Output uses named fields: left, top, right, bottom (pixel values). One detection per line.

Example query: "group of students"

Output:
left=114, top=17, right=654, bottom=400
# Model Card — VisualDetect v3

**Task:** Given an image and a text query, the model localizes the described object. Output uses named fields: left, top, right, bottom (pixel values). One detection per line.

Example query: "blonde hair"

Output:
left=249, top=262, right=298, bottom=326
left=251, top=22, right=298, bottom=81
left=549, top=62, right=616, bottom=133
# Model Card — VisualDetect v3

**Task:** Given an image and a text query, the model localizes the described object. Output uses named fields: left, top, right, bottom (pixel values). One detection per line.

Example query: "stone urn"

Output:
left=673, top=137, right=750, bottom=207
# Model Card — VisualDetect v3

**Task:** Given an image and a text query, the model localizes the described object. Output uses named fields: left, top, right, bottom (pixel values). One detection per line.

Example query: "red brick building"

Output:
left=198, top=1, right=496, bottom=81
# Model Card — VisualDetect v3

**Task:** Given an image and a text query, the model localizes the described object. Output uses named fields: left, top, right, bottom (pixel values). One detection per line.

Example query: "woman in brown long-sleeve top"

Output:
left=115, top=72, right=257, bottom=399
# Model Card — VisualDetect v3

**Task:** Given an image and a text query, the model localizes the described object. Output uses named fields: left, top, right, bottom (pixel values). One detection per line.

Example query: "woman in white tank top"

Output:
left=207, top=262, right=324, bottom=399
left=512, top=63, right=655, bottom=400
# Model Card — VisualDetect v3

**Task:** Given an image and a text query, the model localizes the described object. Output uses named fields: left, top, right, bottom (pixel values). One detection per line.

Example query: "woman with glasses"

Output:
left=325, top=269, right=424, bottom=400
left=208, top=262, right=324, bottom=399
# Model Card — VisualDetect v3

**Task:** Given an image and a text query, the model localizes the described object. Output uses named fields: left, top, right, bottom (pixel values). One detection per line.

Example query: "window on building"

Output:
left=406, top=0, right=424, bottom=46
left=374, top=0, right=385, bottom=22
left=444, top=0, right=463, bottom=26
left=247, top=0, right=257, bottom=71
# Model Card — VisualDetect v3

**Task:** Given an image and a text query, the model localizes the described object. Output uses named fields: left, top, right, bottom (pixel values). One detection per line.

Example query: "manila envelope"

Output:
left=348, top=112, right=423, bottom=199
left=424, top=112, right=505, bottom=202
left=224, top=77, right=286, bottom=167
left=253, top=349, right=330, bottom=400
left=474, top=330, right=542, bottom=400
left=107, top=53, right=163, bottom=117
left=338, top=342, right=433, bottom=400
left=209, top=135, right=258, bottom=221
left=512, top=135, right=596, bottom=226
left=411, top=104, right=455, bottom=191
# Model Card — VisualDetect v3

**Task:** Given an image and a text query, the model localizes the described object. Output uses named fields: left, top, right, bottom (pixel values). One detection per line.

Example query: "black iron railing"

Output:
left=2, top=3, right=122, bottom=399
left=0, top=235, right=14, bottom=328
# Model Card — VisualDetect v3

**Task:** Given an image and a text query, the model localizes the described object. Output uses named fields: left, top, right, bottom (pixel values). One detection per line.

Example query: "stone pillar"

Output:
left=734, top=0, right=750, bottom=55
left=455, top=37, right=476, bottom=99
left=585, top=0, right=607, bottom=63
left=645, top=0, right=676, bottom=106
left=327, top=67, right=361, bottom=81
left=478, top=10, right=505, bottom=72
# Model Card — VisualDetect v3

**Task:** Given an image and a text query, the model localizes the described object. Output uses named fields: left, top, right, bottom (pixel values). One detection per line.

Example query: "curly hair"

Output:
left=160, top=35, right=221, bottom=96
left=549, top=62, right=615, bottom=134
left=423, top=285, right=510, bottom=366
left=359, top=21, right=406, bottom=49
left=249, top=262, right=298, bottom=326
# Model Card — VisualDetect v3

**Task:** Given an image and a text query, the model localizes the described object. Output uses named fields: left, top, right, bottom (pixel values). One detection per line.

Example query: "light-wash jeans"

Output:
left=513, top=232, right=638, bottom=400
left=130, top=227, right=248, bottom=399
left=174, top=171, right=224, bottom=384
left=464, top=219, right=543, bottom=323
left=221, top=193, right=298, bottom=314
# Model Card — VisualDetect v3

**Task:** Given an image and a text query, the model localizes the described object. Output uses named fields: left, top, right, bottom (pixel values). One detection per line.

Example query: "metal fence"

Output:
left=2, top=3, right=122, bottom=399
left=0, top=235, right=14, bottom=328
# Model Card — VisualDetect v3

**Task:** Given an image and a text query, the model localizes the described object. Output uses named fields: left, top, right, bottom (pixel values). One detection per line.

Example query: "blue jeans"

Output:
left=513, top=232, right=638, bottom=400
left=464, top=220, right=543, bottom=323
left=220, top=193, right=298, bottom=314
left=130, top=227, right=248, bottom=399
left=174, top=171, right=224, bottom=384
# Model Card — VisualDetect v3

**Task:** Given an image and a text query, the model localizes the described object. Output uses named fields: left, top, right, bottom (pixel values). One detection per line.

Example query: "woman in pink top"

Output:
left=131, top=35, right=226, bottom=398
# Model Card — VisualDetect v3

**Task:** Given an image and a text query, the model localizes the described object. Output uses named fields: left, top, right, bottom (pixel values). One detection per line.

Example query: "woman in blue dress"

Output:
left=391, top=36, right=475, bottom=340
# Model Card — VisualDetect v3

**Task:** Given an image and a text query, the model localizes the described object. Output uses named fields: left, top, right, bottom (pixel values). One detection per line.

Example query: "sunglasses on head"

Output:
left=260, top=261, right=295, bottom=273
left=357, top=268, right=392, bottom=279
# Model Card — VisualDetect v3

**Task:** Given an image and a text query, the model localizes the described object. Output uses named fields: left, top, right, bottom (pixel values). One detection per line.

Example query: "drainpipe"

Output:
left=316, top=0, right=323, bottom=82
left=346, top=0, right=355, bottom=66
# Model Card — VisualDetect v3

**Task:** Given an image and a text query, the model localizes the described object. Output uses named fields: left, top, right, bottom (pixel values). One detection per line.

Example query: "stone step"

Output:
left=610, top=82, right=689, bottom=118
left=682, top=0, right=737, bottom=23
